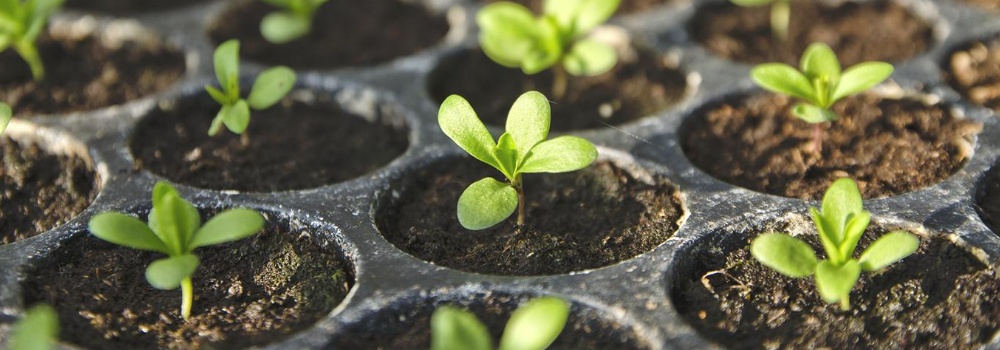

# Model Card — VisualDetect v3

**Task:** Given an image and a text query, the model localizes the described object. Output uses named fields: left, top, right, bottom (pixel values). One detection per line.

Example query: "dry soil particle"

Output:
left=327, top=292, right=650, bottom=350
left=477, top=0, right=678, bottom=15
left=428, top=47, right=688, bottom=131
left=64, top=0, right=211, bottom=15
left=22, top=217, right=353, bottom=350
left=946, top=37, right=1000, bottom=114
left=130, top=92, right=409, bottom=192
left=0, top=136, right=96, bottom=245
left=377, top=157, right=684, bottom=275
left=681, top=93, right=981, bottom=200
left=0, top=32, right=185, bottom=116
left=672, top=222, right=1000, bottom=349
left=689, top=0, right=934, bottom=66
left=206, top=0, right=449, bottom=69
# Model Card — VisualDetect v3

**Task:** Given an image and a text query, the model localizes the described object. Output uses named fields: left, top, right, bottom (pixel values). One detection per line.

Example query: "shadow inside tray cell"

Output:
left=64, top=0, right=214, bottom=15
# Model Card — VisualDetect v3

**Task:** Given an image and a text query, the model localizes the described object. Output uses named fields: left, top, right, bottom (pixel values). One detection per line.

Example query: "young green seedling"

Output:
left=430, top=296, right=570, bottom=350
left=205, top=39, right=296, bottom=138
left=730, top=0, right=790, bottom=41
left=8, top=304, right=58, bottom=350
left=0, top=102, right=12, bottom=135
left=0, top=0, right=63, bottom=81
left=258, top=0, right=329, bottom=43
left=477, top=0, right=620, bottom=99
left=750, top=42, right=894, bottom=153
left=750, top=178, right=919, bottom=310
left=439, top=91, right=597, bottom=230
left=88, top=181, right=265, bottom=320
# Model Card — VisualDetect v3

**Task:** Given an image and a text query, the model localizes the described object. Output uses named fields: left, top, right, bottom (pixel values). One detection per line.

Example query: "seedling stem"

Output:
left=771, top=0, right=789, bottom=41
left=181, top=277, right=193, bottom=319
left=552, top=65, right=568, bottom=100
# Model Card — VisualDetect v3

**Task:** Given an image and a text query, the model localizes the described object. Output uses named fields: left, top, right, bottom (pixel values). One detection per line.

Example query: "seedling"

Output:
left=8, top=304, right=58, bottom=350
left=750, top=178, right=919, bottom=310
left=0, top=0, right=62, bottom=81
left=258, top=0, right=329, bottom=43
left=88, top=181, right=265, bottom=320
left=730, top=0, right=790, bottom=41
left=477, top=0, right=620, bottom=98
left=0, top=102, right=11, bottom=135
left=205, top=39, right=296, bottom=138
left=438, top=91, right=597, bottom=230
left=750, top=42, right=894, bottom=153
left=430, top=297, right=570, bottom=350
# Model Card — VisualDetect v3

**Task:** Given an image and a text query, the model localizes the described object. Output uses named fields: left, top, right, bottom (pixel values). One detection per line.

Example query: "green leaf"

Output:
left=457, top=177, right=518, bottom=230
left=520, top=17, right=561, bottom=75
left=498, top=297, right=570, bottom=350
left=495, top=133, right=519, bottom=178
left=791, top=103, right=837, bottom=124
left=89, top=212, right=169, bottom=254
left=248, top=66, right=296, bottom=110
left=260, top=12, right=311, bottom=44
left=838, top=210, right=870, bottom=262
left=517, top=136, right=597, bottom=174
left=190, top=209, right=264, bottom=249
left=213, top=39, right=241, bottom=96
left=221, top=100, right=251, bottom=134
left=544, top=0, right=620, bottom=37
left=477, top=2, right=538, bottom=68
left=25, top=0, right=61, bottom=42
left=563, top=39, right=617, bottom=77
left=814, top=259, right=861, bottom=305
left=149, top=182, right=201, bottom=255
left=0, top=102, right=11, bottom=135
left=430, top=306, right=493, bottom=350
left=145, top=254, right=200, bottom=290
left=810, top=207, right=843, bottom=265
left=800, top=42, right=841, bottom=82
left=859, top=231, right=919, bottom=272
left=439, top=95, right=500, bottom=169
left=505, top=91, right=550, bottom=158
left=750, top=63, right=816, bottom=101
left=204, top=85, right=230, bottom=105
left=9, top=304, right=58, bottom=350
left=480, top=30, right=536, bottom=68
left=831, top=62, right=894, bottom=102
left=730, top=0, right=774, bottom=5
left=750, top=233, right=818, bottom=278
left=821, top=178, right=864, bottom=241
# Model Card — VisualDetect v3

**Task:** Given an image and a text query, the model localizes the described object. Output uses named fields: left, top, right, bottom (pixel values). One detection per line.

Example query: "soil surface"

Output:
left=429, top=48, right=688, bottom=131
left=64, top=0, right=211, bottom=14
left=377, top=158, right=684, bottom=275
left=327, top=292, right=650, bottom=349
left=0, top=136, right=96, bottom=245
left=206, top=0, right=449, bottom=69
left=681, top=93, right=982, bottom=199
left=672, top=220, right=1000, bottom=349
left=130, top=92, right=409, bottom=192
left=946, top=37, right=1000, bottom=114
left=957, top=0, right=1000, bottom=11
left=22, top=217, right=353, bottom=350
left=0, top=33, right=185, bottom=116
left=478, top=0, right=678, bottom=15
left=689, top=0, right=934, bottom=66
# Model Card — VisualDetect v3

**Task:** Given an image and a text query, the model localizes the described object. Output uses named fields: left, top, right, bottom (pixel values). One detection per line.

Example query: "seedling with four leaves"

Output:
left=88, top=181, right=265, bottom=319
left=477, top=0, right=620, bottom=99
left=205, top=39, right=296, bottom=138
left=258, top=0, right=329, bottom=44
left=430, top=296, right=570, bottom=350
left=438, top=91, right=597, bottom=230
left=750, top=42, right=894, bottom=153
left=730, top=0, right=790, bottom=41
left=0, top=0, right=62, bottom=81
left=750, top=178, right=919, bottom=310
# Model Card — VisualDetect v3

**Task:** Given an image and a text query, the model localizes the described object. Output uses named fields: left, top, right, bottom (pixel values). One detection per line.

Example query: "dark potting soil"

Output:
left=428, top=48, right=688, bottom=131
left=0, top=136, right=96, bottom=245
left=206, top=0, right=449, bottom=69
left=681, top=93, right=982, bottom=200
left=130, top=92, right=409, bottom=192
left=672, top=220, right=1000, bottom=349
left=477, top=0, right=678, bottom=15
left=946, top=37, right=1000, bottom=114
left=327, top=292, right=650, bottom=350
left=0, top=33, right=185, bottom=116
left=64, top=0, right=211, bottom=15
left=377, top=158, right=684, bottom=276
left=976, top=163, right=1000, bottom=236
left=689, top=0, right=934, bottom=66
left=22, top=217, right=353, bottom=350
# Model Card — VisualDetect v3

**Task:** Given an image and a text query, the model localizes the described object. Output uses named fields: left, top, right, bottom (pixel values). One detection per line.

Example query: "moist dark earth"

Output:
left=681, top=93, right=982, bottom=200
left=64, top=0, right=211, bottom=14
left=946, top=37, right=1000, bottom=114
left=478, top=0, right=678, bottom=15
left=378, top=158, right=684, bottom=275
left=977, top=164, right=1000, bottom=236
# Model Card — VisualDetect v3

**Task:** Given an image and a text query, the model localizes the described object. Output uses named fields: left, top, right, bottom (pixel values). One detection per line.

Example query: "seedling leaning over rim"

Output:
left=88, top=181, right=265, bottom=319
left=0, top=0, right=63, bottom=81
left=750, top=42, right=894, bottom=154
left=477, top=0, right=620, bottom=99
left=205, top=39, right=296, bottom=140
left=438, top=91, right=597, bottom=230
left=750, top=178, right=919, bottom=310
left=730, top=0, right=790, bottom=41
left=431, top=296, right=570, bottom=350
left=258, top=0, right=329, bottom=44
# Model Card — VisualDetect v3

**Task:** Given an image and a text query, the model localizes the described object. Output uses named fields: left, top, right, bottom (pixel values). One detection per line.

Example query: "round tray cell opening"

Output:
left=205, top=0, right=450, bottom=69
left=21, top=209, right=355, bottom=350
left=375, top=154, right=685, bottom=276
left=475, top=0, right=681, bottom=16
left=64, top=0, right=214, bottom=15
left=130, top=86, right=410, bottom=192
left=679, top=91, right=981, bottom=200
left=327, top=290, right=654, bottom=349
left=944, top=35, right=1000, bottom=115
left=669, top=215, right=1000, bottom=349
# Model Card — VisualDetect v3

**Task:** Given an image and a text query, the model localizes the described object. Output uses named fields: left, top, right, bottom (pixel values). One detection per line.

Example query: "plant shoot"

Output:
left=205, top=39, right=296, bottom=137
left=259, top=0, right=328, bottom=43
left=0, top=102, right=11, bottom=135
left=0, top=0, right=63, bottom=80
left=8, top=304, right=58, bottom=350
left=730, top=0, right=790, bottom=41
left=431, top=296, right=570, bottom=350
